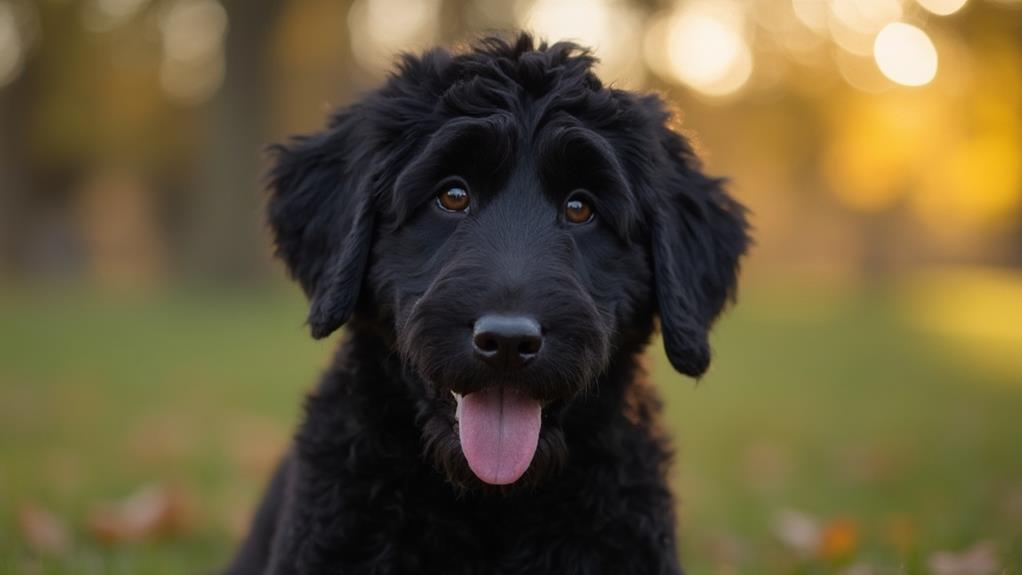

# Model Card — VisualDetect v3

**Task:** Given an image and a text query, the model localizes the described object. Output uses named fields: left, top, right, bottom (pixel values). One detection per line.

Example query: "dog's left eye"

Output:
left=564, top=194, right=595, bottom=224
left=437, top=186, right=471, bottom=213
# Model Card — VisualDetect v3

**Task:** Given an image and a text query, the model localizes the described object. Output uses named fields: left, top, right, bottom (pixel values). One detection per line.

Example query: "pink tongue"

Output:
left=457, top=387, right=542, bottom=485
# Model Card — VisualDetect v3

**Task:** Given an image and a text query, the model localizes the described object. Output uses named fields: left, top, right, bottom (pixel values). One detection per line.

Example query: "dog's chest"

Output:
left=312, top=475, right=680, bottom=575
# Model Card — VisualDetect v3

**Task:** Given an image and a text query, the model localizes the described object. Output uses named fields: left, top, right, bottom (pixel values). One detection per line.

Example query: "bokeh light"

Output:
left=828, top=13, right=879, bottom=55
left=159, top=0, right=226, bottom=63
left=916, top=0, right=971, bottom=15
left=0, top=1, right=23, bottom=88
left=97, top=0, right=149, bottom=20
left=157, top=0, right=227, bottom=104
left=657, top=1, right=753, bottom=97
left=834, top=49, right=891, bottom=93
left=830, top=0, right=903, bottom=34
left=792, top=0, right=830, bottom=32
left=348, top=0, right=442, bottom=74
left=873, top=22, right=939, bottom=86
left=81, top=0, right=151, bottom=32
left=515, top=0, right=644, bottom=86
left=828, top=0, right=904, bottom=55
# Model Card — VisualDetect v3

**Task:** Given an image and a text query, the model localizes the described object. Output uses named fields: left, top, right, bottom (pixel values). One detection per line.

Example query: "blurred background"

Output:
left=1, top=0, right=1021, bottom=573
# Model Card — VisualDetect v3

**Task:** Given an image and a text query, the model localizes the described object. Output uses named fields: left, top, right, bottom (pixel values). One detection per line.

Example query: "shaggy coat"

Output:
left=224, top=34, right=749, bottom=575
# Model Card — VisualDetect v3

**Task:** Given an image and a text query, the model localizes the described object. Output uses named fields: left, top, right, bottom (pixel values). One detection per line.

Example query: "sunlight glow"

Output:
left=873, top=22, right=938, bottom=86
left=823, top=96, right=941, bottom=212
left=902, top=268, right=1022, bottom=379
left=662, top=2, right=753, bottom=97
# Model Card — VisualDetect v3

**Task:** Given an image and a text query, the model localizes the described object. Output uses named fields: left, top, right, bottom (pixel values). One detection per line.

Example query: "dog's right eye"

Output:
left=437, top=186, right=471, bottom=213
left=564, top=193, right=595, bottom=224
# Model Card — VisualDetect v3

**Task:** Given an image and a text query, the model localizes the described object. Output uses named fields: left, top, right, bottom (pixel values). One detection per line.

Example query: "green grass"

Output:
left=1, top=283, right=1020, bottom=574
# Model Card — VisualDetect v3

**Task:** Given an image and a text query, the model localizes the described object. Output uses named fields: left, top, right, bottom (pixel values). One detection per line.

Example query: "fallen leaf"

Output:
left=17, top=503, right=72, bottom=555
left=818, top=518, right=858, bottom=561
left=928, top=541, right=1001, bottom=575
left=87, top=483, right=190, bottom=544
left=771, top=508, right=820, bottom=557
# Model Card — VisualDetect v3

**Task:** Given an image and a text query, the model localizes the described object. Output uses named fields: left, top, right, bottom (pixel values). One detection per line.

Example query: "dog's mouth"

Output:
left=451, top=388, right=543, bottom=485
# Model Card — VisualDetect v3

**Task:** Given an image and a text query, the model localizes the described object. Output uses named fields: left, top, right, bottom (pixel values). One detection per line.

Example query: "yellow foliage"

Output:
left=901, top=267, right=1022, bottom=380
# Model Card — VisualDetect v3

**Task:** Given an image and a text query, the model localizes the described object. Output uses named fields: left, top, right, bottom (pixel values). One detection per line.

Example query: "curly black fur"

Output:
left=224, top=33, right=749, bottom=575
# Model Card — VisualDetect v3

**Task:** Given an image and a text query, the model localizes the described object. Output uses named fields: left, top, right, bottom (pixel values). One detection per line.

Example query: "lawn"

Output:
left=1, top=273, right=1020, bottom=574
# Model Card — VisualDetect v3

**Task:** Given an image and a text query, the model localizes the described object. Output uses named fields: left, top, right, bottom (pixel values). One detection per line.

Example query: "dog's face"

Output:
left=373, top=113, right=652, bottom=488
left=268, top=35, right=748, bottom=490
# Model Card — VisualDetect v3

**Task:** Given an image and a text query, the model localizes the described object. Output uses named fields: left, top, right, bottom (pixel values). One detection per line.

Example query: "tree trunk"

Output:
left=187, top=0, right=282, bottom=283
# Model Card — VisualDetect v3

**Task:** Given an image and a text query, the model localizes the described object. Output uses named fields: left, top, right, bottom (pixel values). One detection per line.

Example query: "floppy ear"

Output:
left=645, top=102, right=750, bottom=378
left=267, top=111, right=375, bottom=339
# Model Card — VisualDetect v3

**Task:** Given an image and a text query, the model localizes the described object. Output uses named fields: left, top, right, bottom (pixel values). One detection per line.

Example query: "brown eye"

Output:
left=437, top=186, right=470, bottom=212
left=564, top=195, right=594, bottom=224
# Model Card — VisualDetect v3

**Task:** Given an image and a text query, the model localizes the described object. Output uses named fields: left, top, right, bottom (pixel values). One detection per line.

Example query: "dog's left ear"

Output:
left=642, top=98, right=750, bottom=378
left=267, top=110, right=375, bottom=339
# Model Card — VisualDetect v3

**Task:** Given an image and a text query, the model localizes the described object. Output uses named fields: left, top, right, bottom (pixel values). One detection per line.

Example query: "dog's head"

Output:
left=268, top=34, right=749, bottom=489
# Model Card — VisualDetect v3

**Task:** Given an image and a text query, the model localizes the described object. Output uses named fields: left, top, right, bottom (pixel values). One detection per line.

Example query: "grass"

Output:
left=1, top=277, right=1020, bottom=574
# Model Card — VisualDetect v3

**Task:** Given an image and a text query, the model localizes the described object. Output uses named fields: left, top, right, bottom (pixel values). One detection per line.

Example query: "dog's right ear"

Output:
left=267, top=111, right=374, bottom=339
left=639, top=96, right=750, bottom=379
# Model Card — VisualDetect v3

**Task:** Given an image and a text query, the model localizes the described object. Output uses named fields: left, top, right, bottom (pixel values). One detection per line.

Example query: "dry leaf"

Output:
left=818, top=518, right=858, bottom=561
left=17, top=503, right=72, bottom=555
left=87, top=483, right=190, bottom=544
left=928, top=541, right=1001, bottom=575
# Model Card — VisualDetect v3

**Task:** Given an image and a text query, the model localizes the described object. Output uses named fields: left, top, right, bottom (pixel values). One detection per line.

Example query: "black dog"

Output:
left=224, top=34, right=749, bottom=575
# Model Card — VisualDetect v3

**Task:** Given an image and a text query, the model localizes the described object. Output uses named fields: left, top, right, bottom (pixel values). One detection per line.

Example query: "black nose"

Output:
left=472, top=315, right=543, bottom=370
